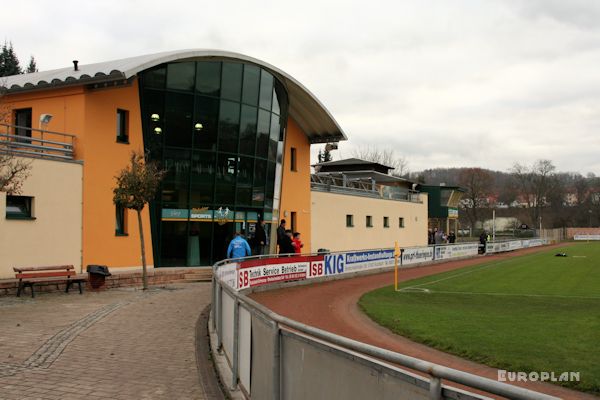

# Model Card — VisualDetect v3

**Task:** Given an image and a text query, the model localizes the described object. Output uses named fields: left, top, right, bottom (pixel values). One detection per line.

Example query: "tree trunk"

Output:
left=137, top=209, right=148, bottom=290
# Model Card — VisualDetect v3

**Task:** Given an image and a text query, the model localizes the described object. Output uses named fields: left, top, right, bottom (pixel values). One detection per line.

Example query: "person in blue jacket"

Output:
left=227, top=231, right=252, bottom=259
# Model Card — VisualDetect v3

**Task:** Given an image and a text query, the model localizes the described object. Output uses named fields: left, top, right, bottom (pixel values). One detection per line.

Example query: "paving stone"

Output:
left=0, top=283, right=214, bottom=399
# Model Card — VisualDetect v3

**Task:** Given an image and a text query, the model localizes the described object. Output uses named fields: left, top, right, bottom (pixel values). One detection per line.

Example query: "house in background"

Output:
left=419, top=184, right=464, bottom=235
left=311, top=158, right=428, bottom=252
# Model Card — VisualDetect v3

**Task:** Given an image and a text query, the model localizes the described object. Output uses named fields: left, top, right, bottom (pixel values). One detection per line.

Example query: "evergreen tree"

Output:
left=0, top=41, right=23, bottom=76
left=26, top=56, right=37, bottom=73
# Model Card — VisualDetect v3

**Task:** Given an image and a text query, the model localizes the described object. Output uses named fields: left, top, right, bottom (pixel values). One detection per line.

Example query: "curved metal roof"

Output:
left=1, top=49, right=346, bottom=143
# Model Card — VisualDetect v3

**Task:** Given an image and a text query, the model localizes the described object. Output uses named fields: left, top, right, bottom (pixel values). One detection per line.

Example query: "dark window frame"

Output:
left=6, top=195, right=35, bottom=220
left=290, top=147, right=297, bottom=171
left=116, top=109, right=129, bottom=144
left=115, top=204, right=128, bottom=236
left=13, top=108, right=32, bottom=142
left=366, top=215, right=373, bottom=228
left=346, top=214, right=354, bottom=227
left=383, top=216, right=389, bottom=228
left=291, top=211, right=297, bottom=233
left=399, top=217, right=405, bottom=228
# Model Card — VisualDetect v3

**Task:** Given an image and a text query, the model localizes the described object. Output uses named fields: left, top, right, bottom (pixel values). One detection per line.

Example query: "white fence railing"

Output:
left=211, top=240, right=555, bottom=400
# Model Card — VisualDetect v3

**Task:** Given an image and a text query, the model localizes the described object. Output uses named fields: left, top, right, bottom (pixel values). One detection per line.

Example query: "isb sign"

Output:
left=324, top=254, right=345, bottom=275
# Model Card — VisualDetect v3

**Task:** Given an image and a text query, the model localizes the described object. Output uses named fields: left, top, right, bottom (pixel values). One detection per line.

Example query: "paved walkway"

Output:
left=0, top=283, right=218, bottom=400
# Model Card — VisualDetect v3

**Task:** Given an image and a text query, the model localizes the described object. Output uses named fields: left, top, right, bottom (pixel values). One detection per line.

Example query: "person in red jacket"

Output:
left=292, top=232, right=303, bottom=254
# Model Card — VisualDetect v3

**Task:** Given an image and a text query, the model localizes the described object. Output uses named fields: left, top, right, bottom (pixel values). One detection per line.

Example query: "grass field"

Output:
left=359, top=243, right=600, bottom=394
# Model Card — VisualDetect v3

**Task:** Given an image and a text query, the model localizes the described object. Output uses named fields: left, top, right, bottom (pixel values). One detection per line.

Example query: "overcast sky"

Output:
left=4, top=0, right=600, bottom=174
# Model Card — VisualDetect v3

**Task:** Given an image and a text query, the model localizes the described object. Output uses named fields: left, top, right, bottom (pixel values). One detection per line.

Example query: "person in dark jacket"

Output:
left=253, top=219, right=267, bottom=255
left=448, top=231, right=456, bottom=244
left=479, top=231, right=487, bottom=254
left=277, top=219, right=287, bottom=252
left=278, top=229, right=295, bottom=255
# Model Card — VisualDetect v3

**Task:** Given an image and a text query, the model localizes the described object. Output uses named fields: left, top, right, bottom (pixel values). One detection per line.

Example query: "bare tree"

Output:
left=511, top=159, right=557, bottom=226
left=113, top=151, right=165, bottom=290
left=352, top=146, right=409, bottom=177
left=572, top=173, right=589, bottom=207
left=458, top=168, right=494, bottom=232
left=0, top=85, right=31, bottom=194
left=0, top=153, right=31, bottom=194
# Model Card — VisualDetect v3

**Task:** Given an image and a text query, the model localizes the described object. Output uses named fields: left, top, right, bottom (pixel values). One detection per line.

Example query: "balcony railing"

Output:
left=0, top=123, right=76, bottom=161
left=311, top=174, right=421, bottom=202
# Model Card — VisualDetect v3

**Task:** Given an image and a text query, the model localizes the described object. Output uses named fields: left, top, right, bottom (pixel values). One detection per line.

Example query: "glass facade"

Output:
left=139, top=60, right=288, bottom=267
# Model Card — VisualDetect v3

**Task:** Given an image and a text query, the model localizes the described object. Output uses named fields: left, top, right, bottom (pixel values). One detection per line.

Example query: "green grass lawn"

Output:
left=359, top=243, right=600, bottom=394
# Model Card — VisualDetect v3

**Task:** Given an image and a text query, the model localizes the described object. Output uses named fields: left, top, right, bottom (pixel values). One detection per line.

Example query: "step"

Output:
left=170, top=279, right=208, bottom=283
left=184, top=272, right=212, bottom=281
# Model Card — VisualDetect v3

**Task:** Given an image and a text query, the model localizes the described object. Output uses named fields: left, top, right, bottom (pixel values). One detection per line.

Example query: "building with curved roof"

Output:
left=0, top=50, right=346, bottom=274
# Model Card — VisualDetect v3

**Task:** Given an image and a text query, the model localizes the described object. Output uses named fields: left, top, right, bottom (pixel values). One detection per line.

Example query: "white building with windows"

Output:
left=310, top=159, right=428, bottom=252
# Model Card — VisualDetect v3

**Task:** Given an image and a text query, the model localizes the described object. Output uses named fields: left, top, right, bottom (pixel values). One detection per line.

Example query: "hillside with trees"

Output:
left=412, top=161, right=600, bottom=230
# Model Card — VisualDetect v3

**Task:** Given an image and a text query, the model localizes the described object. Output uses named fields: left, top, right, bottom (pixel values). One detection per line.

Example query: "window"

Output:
left=346, top=214, right=354, bottom=227
left=383, top=216, right=389, bottom=228
left=366, top=215, right=373, bottom=228
left=195, top=62, right=221, bottom=96
left=13, top=108, right=32, bottom=142
left=6, top=196, right=34, bottom=219
left=399, top=217, right=405, bottom=228
left=291, top=211, right=297, bottom=233
left=290, top=147, right=297, bottom=171
left=116, top=205, right=128, bottom=235
left=242, top=65, right=260, bottom=106
left=116, top=109, right=129, bottom=143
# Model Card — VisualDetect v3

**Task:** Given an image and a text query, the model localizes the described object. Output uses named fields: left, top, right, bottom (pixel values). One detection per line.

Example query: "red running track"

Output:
left=251, top=244, right=597, bottom=400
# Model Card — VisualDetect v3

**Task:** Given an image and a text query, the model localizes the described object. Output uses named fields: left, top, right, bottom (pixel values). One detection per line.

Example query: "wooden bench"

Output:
left=13, top=265, right=87, bottom=298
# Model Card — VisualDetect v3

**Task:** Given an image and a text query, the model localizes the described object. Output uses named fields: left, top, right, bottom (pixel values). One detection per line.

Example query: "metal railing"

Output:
left=311, top=174, right=421, bottom=202
left=211, top=242, right=557, bottom=400
left=0, top=123, right=76, bottom=160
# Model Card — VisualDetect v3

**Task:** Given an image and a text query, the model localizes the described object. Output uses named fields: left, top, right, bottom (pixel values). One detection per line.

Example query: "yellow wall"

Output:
left=81, top=81, right=154, bottom=269
left=279, top=118, right=312, bottom=252
left=311, top=191, right=428, bottom=252
left=1, top=86, right=86, bottom=140
left=3, top=81, right=154, bottom=270
left=0, top=157, right=83, bottom=279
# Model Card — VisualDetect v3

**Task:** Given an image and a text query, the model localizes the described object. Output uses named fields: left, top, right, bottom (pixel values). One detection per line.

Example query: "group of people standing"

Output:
left=276, top=219, right=303, bottom=255
left=226, top=218, right=304, bottom=259
left=427, top=228, right=456, bottom=245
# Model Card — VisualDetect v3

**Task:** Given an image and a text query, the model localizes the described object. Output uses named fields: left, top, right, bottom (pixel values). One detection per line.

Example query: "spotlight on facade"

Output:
left=39, top=114, right=53, bottom=125
left=154, top=127, right=162, bottom=135
left=194, top=123, right=203, bottom=131
left=151, top=113, right=160, bottom=122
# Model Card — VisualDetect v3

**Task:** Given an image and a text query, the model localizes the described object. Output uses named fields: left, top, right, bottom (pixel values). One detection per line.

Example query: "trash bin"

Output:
left=86, top=265, right=111, bottom=289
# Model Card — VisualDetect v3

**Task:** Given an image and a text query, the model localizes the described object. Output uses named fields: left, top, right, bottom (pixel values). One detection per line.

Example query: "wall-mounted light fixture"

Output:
left=194, top=122, right=203, bottom=131
left=151, top=113, right=160, bottom=122
left=39, top=114, right=53, bottom=131
left=39, top=114, right=53, bottom=125
left=154, top=127, right=162, bottom=135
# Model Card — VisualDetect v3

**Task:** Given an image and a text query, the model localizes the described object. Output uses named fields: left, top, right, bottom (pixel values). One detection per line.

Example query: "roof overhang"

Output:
left=1, top=49, right=347, bottom=144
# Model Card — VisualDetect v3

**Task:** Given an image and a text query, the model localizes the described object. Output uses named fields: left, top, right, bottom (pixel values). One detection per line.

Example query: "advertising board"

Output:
left=216, top=262, right=238, bottom=289
left=574, top=234, right=600, bottom=241
left=401, top=247, right=434, bottom=265
left=237, top=256, right=322, bottom=290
